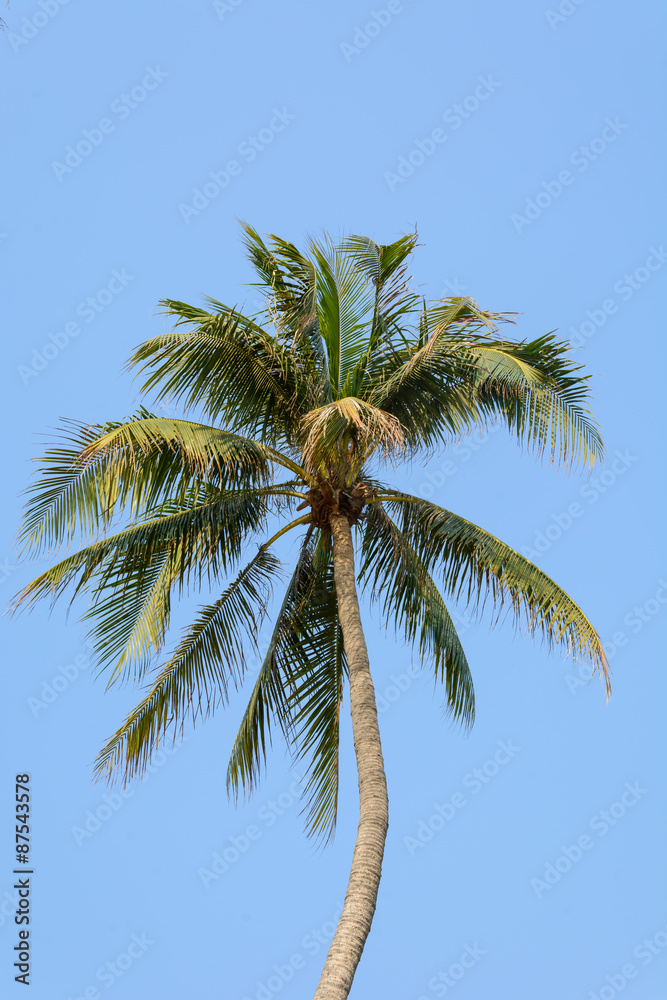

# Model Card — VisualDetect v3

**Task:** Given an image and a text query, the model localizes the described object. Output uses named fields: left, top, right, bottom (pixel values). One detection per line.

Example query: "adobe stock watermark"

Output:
left=339, top=0, right=406, bottom=63
left=545, top=0, right=589, bottom=31
left=70, top=737, right=188, bottom=846
left=367, top=612, right=476, bottom=718
left=529, top=781, right=648, bottom=898
left=51, top=66, right=169, bottom=181
left=384, top=75, right=502, bottom=192
left=565, top=578, right=667, bottom=694
left=0, top=557, right=17, bottom=587
left=17, top=268, right=134, bottom=385
left=0, top=886, right=21, bottom=930
left=64, top=932, right=155, bottom=999
left=4, top=0, right=75, bottom=54
left=376, top=664, right=423, bottom=714
left=568, top=246, right=666, bottom=347
left=27, top=650, right=91, bottom=717
left=404, top=739, right=521, bottom=857
left=213, top=0, right=248, bottom=19
left=239, top=902, right=344, bottom=1000
left=416, top=942, right=486, bottom=999
left=440, top=277, right=468, bottom=296
left=586, top=919, right=667, bottom=1000
left=520, top=448, right=638, bottom=561
left=178, top=107, right=296, bottom=224
left=415, top=421, right=503, bottom=500
left=511, top=117, right=628, bottom=233
left=198, top=778, right=301, bottom=888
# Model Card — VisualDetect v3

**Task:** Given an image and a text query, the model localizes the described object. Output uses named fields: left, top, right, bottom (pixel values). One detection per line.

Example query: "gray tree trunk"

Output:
left=312, top=511, right=389, bottom=1000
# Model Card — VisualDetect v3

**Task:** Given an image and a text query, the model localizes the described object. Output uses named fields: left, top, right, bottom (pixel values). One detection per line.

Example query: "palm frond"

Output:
left=339, top=233, right=421, bottom=395
left=13, top=491, right=270, bottom=684
left=359, top=503, right=474, bottom=726
left=468, top=331, right=604, bottom=468
left=284, top=537, right=346, bottom=842
left=93, top=548, right=282, bottom=783
left=128, top=300, right=316, bottom=446
left=369, top=302, right=602, bottom=467
left=240, top=223, right=324, bottom=364
left=226, top=532, right=318, bottom=799
left=301, top=397, right=405, bottom=481
left=309, top=237, right=376, bottom=395
left=226, top=529, right=348, bottom=842
left=83, top=544, right=180, bottom=687
left=380, top=493, right=610, bottom=694
left=18, top=413, right=279, bottom=555
left=341, top=232, right=418, bottom=290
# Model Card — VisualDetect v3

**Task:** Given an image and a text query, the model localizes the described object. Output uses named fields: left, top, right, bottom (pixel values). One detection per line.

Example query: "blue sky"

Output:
left=1, top=1, right=666, bottom=998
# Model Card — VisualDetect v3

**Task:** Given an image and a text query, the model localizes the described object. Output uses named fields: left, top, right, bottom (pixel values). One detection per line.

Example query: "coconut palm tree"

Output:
left=14, top=227, right=610, bottom=1000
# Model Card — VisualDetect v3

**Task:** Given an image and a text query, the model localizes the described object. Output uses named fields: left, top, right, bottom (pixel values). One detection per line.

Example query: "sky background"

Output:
left=1, top=1, right=666, bottom=998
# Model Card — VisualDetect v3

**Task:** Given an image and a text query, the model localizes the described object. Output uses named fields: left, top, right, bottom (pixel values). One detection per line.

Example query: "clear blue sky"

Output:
left=1, top=1, right=666, bottom=998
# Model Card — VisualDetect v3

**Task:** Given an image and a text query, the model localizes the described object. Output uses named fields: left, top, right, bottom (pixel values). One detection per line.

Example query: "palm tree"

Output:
left=14, top=227, right=610, bottom=999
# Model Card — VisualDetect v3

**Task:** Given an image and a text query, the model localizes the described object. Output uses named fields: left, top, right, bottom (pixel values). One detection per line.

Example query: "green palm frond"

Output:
left=18, top=412, right=281, bottom=555
left=129, top=301, right=315, bottom=446
left=19, top=418, right=123, bottom=555
left=469, top=331, right=604, bottom=468
left=359, top=503, right=474, bottom=727
left=340, top=233, right=421, bottom=379
left=226, top=532, right=318, bottom=799
left=13, top=491, right=270, bottom=679
left=86, top=412, right=277, bottom=485
left=93, top=547, right=282, bottom=783
left=288, top=620, right=345, bottom=843
left=240, top=223, right=324, bottom=363
left=309, top=236, right=376, bottom=395
left=370, top=303, right=602, bottom=467
left=341, top=232, right=418, bottom=291
left=341, top=233, right=420, bottom=336
left=226, top=529, right=348, bottom=843
left=82, top=544, right=180, bottom=687
left=365, top=299, right=507, bottom=449
left=284, top=537, right=347, bottom=843
left=379, top=493, right=610, bottom=693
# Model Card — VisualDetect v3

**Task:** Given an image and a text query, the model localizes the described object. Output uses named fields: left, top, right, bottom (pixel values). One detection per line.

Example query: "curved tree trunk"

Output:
left=313, top=511, right=389, bottom=1000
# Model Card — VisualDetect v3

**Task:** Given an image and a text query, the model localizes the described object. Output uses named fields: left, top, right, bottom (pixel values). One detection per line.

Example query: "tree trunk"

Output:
left=313, top=511, right=389, bottom=1000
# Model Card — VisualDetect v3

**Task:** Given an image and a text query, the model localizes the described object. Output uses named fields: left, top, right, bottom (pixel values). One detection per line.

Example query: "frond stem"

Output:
left=259, top=514, right=313, bottom=551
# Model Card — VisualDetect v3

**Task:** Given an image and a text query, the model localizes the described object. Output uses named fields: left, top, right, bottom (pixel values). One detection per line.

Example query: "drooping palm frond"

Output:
left=288, top=617, right=345, bottom=844
left=283, top=536, right=347, bottom=843
left=18, top=412, right=284, bottom=555
left=226, top=532, right=318, bottom=799
left=225, top=528, right=349, bottom=843
left=378, top=493, right=610, bottom=694
left=13, top=490, right=272, bottom=684
left=365, top=299, right=511, bottom=450
left=468, top=331, right=604, bottom=468
left=82, top=543, right=181, bottom=687
left=368, top=300, right=602, bottom=467
left=359, top=503, right=474, bottom=727
left=93, top=547, right=282, bottom=783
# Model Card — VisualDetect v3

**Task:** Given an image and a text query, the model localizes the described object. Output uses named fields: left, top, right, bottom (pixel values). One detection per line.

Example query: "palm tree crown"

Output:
left=14, top=226, right=610, bottom=847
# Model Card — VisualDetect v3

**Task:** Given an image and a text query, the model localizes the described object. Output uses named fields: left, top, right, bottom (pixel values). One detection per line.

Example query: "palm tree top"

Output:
left=134, top=224, right=603, bottom=476
left=13, top=226, right=610, bottom=845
